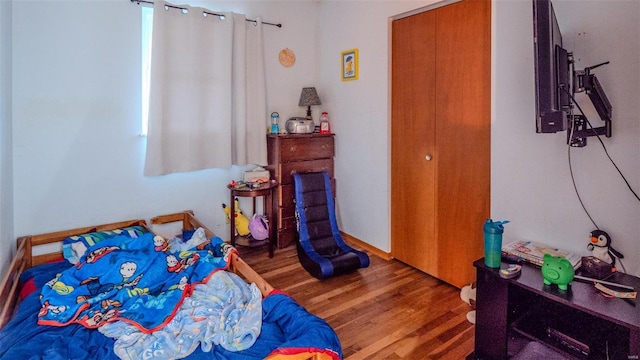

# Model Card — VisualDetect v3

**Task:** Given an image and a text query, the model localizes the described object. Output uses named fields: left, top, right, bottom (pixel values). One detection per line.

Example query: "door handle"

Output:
left=425, top=154, right=432, bottom=161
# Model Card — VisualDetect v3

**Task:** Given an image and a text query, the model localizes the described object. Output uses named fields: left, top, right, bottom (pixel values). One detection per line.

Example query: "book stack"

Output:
left=502, top=240, right=582, bottom=270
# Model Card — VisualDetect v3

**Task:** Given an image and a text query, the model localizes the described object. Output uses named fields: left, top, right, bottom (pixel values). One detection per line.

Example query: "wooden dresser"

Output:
left=266, top=133, right=335, bottom=248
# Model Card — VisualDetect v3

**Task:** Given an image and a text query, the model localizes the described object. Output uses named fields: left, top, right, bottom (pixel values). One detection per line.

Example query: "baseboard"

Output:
left=340, top=232, right=392, bottom=261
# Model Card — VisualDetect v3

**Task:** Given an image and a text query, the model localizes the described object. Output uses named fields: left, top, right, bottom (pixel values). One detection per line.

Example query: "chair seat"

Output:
left=293, top=172, right=369, bottom=279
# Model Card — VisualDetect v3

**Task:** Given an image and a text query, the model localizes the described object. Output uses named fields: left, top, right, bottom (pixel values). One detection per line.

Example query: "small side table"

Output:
left=228, top=181, right=278, bottom=257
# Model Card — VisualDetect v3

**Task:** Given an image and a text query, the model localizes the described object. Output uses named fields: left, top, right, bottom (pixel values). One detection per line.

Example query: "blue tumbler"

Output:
left=270, top=112, right=280, bottom=134
left=483, top=219, right=509, bottom=268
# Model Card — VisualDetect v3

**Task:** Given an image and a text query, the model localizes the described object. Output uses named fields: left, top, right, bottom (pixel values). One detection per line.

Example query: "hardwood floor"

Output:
left=238, top=244, right=476, bottom=359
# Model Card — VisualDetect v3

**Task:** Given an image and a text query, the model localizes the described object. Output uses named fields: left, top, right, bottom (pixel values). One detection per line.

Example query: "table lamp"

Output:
left=299, top=87, right=321, bottom=120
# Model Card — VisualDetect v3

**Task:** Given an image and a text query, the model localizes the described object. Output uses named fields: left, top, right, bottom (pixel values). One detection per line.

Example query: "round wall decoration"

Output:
left=279, top=48, right=296, bottom=68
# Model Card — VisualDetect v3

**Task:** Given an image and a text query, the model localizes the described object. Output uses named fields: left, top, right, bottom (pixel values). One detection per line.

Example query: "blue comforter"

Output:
left=0, top=248, right=343, bottom=360
left=99, top=270, right=263, bottom=358
left=38, top=233, right=233, bottom=332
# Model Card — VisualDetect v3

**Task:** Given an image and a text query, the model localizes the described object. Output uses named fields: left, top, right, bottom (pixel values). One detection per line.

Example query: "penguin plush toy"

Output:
left=588, top=230, right=624, bottom=268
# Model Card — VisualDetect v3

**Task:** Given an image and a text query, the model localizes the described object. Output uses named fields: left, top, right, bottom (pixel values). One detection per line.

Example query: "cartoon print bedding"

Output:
left=99, top=270, right=263, bottom=358
left=1, top=275, right=341, bottom=360
left=0, top=257, right=343, bottom=360
left=0, top=223, right=343, bottom=360
left=38, top=231, right=239, bottom=333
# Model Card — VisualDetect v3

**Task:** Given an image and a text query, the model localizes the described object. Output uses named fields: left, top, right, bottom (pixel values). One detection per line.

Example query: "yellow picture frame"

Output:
left=341, top=48, right=358, bottom=81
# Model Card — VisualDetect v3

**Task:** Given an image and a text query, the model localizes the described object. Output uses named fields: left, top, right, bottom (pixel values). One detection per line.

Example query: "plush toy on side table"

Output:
left=541, top=253, right=575, bottom=291
left=222, top=198, right=250, bottom=237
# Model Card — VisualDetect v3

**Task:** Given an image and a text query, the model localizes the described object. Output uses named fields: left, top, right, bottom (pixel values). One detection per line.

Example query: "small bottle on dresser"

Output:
left=320, top=112, right=331, bottom=134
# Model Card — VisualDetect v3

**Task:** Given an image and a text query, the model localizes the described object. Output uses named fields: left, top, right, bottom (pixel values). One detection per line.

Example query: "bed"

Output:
left=0, top=210, right=342, bottom=360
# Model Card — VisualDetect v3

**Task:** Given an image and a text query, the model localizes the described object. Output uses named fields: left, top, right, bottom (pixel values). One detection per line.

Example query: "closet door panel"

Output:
left=391, top=11, right=438, bottom=274
left=435, top=0, right=491, bottom=287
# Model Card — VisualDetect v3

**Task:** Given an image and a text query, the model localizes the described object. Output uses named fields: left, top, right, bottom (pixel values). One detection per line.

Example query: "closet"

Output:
left=390, top=0, right=491, bottom=288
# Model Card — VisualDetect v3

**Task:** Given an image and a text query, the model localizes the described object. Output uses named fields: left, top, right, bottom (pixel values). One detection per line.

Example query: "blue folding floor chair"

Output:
left=293, top=171, right=370, bottom=279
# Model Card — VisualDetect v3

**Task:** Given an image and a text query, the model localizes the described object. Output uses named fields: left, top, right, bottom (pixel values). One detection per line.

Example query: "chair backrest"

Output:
left=293, top=171, right=370, bottom=278
left=294, top=172, right=343, bottom=253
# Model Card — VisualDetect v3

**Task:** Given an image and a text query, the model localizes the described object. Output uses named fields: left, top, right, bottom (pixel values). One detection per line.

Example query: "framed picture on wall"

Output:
left=341, top=48, right=358, bottom=81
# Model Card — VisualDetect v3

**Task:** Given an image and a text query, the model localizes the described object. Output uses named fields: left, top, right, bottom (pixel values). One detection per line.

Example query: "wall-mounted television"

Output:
left=533, top=0, right=612, bottom=146
left=533, top=0, right=571, bottom=134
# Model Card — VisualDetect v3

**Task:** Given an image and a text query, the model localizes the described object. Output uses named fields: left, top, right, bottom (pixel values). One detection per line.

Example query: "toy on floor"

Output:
left=222, top=198, right=250, bottom=237
left=460, top=282, right=476, bottom=324
left=588, top=229, right=624, bottom=270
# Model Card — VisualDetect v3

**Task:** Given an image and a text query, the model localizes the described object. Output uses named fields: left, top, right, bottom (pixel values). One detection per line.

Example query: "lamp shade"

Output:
left=299, top=87, right=321, bottom=107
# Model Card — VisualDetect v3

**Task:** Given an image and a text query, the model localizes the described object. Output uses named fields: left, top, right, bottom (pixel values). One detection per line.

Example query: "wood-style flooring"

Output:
left=238, top=243, right=476, bottom=359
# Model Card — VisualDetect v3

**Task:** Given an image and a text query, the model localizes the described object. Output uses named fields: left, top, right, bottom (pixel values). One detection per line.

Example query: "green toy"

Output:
left=541, top=253, right=575, bottom=291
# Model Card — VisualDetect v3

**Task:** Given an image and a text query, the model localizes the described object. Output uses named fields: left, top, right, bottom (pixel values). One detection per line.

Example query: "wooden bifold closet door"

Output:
left=391, top=0, right=491, bottom=289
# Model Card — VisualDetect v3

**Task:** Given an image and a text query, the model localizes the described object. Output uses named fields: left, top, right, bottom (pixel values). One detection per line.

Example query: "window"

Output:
left=140, top=5, right=268, bottom=174
left=141, top=6, right=153, bottom=136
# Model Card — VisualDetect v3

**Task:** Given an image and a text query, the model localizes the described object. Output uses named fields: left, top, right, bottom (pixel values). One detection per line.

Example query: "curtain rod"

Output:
left=130, top=0, right=282, bottom=28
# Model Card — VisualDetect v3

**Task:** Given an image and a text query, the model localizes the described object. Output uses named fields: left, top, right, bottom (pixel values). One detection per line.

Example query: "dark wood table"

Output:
left=472, top=258, right=640, bottom=359
left=228, top=181, right=278, bottom=257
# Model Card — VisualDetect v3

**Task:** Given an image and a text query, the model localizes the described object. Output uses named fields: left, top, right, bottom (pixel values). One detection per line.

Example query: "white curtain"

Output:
left=144, top=1, right=267, bottom=176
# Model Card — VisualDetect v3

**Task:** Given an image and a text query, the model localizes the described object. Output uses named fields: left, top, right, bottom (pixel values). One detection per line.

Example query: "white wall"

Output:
left=317, top=0, right=640, bottom=276
left=7, top=0, right=640, bottom=280
left=317, top=0, right=438, bottom=252
left=11, top=0, right=320, bottom=239
left=0, top=0, right=13, bottom=274
left=491, top=0, right=640, bottom=276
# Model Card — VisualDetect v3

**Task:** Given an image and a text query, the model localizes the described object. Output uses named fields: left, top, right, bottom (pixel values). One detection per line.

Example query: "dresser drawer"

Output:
left=279, top=184, right=296, bottom=207
left=276, top=227, right=296, bottom=248
left=278, top=136, right=334, bottom=162
left=278, top=206, right=295, bottom=224
left=279, top=180, right=336, bottom=206
left=279, top=159, right=334, bottom=185
left=267, top=133, right=335, bottom=249
left=279, top=212, right=296, bottom=231
left=277, top=211, right=297, bottom=249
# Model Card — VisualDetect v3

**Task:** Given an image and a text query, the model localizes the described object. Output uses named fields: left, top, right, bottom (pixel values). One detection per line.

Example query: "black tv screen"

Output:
left=533, top=0, right=571, bottom=133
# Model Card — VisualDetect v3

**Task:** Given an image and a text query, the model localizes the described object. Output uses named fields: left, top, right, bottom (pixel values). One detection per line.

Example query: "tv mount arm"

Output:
left=569, top=61, right=612, bottom=147
left=581, top=60, right=609, bottom=74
